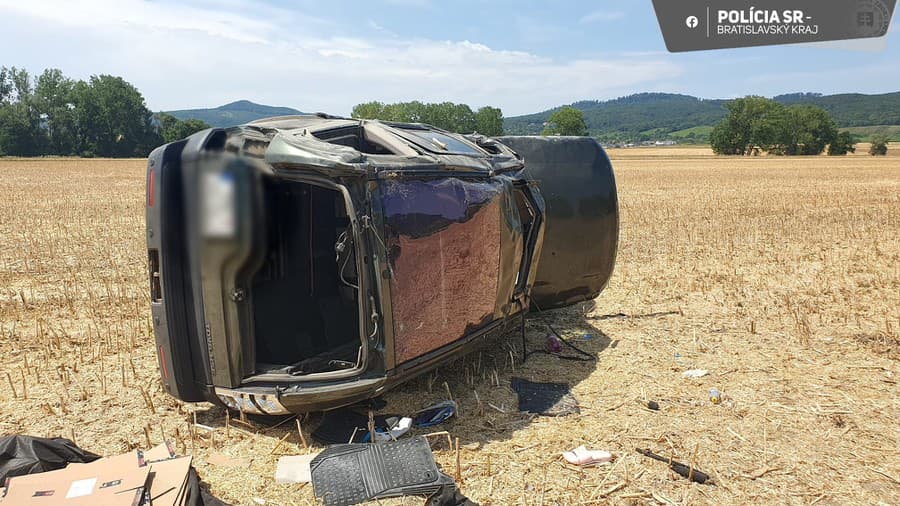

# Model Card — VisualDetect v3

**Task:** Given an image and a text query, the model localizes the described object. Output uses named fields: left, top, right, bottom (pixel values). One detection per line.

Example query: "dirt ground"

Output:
left=0, top=146, right=897, bottom=505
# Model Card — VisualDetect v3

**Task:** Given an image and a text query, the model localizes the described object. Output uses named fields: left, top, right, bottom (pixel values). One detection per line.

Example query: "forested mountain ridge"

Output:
left=503, top=91, right=900, bottom=142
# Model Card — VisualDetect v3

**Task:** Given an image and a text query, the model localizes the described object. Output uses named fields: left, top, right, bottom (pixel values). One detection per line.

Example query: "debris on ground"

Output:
left=274, top=454, right=316, bottom=484
left=510, top=378, right=579, bottom=416
left=562, top=445, right=613, bottom=466
left=0, top=435, right=100, bottom=483
left=682, top=369, right=709, bottom=379
left=1, top=437, right=224, bottom=505
left=310, top=436, right=453, bottom=505
left=709, top=388, right=722, bottom=404
left=206, top=453, right=248, bottom=468
left=635, top=448, right=712, bottom=484
left=545, top=333, right=563, bottom=353
left=413, top=401, right=458, bottom=428
left=311, top=409, right=402, bottom=444
left=370, top=416, right=413, bottom=441
left=647, top=400, right=660, bottom=411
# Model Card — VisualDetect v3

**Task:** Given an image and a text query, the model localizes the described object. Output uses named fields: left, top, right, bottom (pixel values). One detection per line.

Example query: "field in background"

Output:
left=0, top=147, right=897, bottom=505
left=843, top=125, right=900, bottom=142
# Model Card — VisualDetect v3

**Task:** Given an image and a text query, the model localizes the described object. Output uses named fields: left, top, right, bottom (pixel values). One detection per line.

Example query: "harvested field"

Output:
left=1, top=147, right=898, bottom=505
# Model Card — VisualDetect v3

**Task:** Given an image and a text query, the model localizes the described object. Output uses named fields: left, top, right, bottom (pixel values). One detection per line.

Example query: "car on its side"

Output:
left=146, top=115, right=617, bottom=414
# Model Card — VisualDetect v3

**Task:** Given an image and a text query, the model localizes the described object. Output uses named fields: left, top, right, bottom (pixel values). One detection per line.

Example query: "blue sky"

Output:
left=0, top=0, right=897, bottom=115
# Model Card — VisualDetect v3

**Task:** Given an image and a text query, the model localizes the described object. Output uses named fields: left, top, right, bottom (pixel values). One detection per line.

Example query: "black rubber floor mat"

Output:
left=310, top=437, right=452, bottom=506
left=510, top=378, right=580, bottom=416
left=311, top=409, right=400, bottom=444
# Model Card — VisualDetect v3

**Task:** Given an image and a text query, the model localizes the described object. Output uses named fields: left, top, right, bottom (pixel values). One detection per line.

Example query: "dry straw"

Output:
left=0, top=149, right=897, bottom=504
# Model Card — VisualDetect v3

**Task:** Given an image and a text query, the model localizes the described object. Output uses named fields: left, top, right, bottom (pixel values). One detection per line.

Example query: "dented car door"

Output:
left=378, top=176, right=542, bottom=366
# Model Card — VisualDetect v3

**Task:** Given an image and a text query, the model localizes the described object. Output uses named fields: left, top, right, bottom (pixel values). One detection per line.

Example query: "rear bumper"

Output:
left=214, top=376, right=387, bottom=415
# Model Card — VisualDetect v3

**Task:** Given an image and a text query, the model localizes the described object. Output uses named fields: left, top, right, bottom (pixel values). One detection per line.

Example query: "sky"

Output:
left=0, top=0, right=897, bottom=116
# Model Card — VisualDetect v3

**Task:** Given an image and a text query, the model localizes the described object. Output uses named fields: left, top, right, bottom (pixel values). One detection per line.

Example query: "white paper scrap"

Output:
left=65, top=477, right=97, bottom=498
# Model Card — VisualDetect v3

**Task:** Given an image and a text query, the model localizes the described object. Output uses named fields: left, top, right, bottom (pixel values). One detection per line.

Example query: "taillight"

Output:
left=147, top=168, right=155, bottom=207
left=158, top=345, right=168, bottom=380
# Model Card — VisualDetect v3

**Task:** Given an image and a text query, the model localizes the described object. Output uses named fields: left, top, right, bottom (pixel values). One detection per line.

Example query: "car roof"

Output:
left=246, top=115, right=358, bottom=131
left=239, top=115, right=523, bottom=175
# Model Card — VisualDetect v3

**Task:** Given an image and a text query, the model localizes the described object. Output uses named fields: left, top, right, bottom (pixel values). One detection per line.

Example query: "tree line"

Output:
left=0, top=67, right=209, bottom=157
left=350, top=101, right=597, bottom=138
left=351, top=101, right=504, bottom=136
left=711, top=96, right=889, bottom=156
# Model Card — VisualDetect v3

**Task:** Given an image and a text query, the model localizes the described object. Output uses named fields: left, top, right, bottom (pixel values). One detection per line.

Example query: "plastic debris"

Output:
left=682, top=369, right=709, bottom=379
left=563, top=446, right=613, bottom=466
left=368, top=417, right=413, bottom=442
left=709, top=388, right=722, bottom=404
left=0, top=436, right=100, bottom=483
left=413, top=401, right=457, bottom=428
left=545, top=333, right=563, bottom=353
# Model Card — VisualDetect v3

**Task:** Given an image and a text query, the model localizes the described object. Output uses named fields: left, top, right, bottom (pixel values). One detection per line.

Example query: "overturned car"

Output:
left=146, top=115, right=617, bottom=414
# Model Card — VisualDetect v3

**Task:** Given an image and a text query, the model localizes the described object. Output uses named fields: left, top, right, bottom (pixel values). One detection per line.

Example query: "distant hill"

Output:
left=771, top=92, right=900, bottom=127
left=165, top=100, right=303, bottom=128
left=504, top=91, right=900, bottom=143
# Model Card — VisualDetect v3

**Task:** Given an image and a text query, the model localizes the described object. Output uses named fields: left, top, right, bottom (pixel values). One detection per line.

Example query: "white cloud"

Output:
left=579, top=10, right=626, bottom=24
left=0, top=0, right=681, bottom=115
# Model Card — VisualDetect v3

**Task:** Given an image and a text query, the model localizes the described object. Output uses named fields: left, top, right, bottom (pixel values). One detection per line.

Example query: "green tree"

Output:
left=0, top=67, right=13, bottom=104
left=710, top=96, right=782, bottom=155
left=766, top=104, right=837, bottom=155
left=351, top=101, right=387, bottom=120
left=34, top=69, right=78, bottom=155
left=542, top=106, right=587, bottom=136
left=869, top=135, right=889, bottom=155
left=0, top=67, right=46, bottom=156
left=422, top=102, right=451, bottom=128
left=351, top=100, right=495, bottom=134
left=711, top=97, right=839, bottom=156
left=474, top=106, right=503, bottom=136
left=389, top=101, right=420, bottom=122
left=827, top=131, right=856, bottom=155
left=71, top=75, right=161, bottom=157
left=156, top=112, right=211, bottom=143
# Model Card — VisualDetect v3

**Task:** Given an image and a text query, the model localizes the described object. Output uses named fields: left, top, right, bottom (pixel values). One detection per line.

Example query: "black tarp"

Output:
left=0, top=435, right=229, bottom=506
left=0, top=435, right=100, bottom=483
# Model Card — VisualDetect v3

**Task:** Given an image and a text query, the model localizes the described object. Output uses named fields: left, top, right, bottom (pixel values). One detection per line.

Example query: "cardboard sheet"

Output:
left=2, top=443, right=196, bottom=506
left=3, top=451, right=149, bottom=505
left=275, top=454, right=315, bottom=484
left=144, top=443, right=177, bottom=463
left=147, top=456, right=192, bottom=506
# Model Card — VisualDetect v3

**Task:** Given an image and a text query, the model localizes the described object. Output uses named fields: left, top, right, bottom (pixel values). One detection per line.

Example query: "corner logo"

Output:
left=854, top=0, right=890, bottom=36
left=652, top=0, right=897, bottom=52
